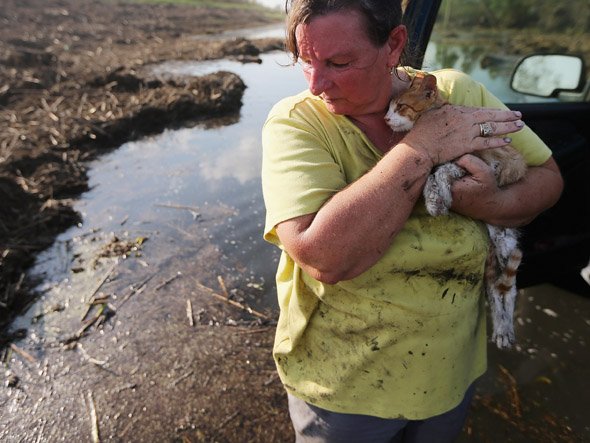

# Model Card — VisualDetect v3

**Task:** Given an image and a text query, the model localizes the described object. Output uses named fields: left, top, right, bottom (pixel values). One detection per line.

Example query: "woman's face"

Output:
left=295, top=9, right=406, bottom=117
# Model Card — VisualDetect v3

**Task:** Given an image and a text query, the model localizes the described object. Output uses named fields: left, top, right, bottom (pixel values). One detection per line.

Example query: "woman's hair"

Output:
left=284, top=0, right=408, bottom=65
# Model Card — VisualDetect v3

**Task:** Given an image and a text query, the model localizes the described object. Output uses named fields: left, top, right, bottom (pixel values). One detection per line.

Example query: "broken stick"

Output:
left=81, top=262, right=117, bottom=321
left=194, top=281, right=272, bottom=321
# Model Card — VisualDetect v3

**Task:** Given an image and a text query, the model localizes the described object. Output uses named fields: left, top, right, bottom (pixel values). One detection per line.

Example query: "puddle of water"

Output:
left=14, top=32, right=307, bottom=336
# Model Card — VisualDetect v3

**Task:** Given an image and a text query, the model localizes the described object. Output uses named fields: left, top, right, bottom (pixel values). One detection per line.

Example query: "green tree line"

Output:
left=438, top=0, right=589, bottom=32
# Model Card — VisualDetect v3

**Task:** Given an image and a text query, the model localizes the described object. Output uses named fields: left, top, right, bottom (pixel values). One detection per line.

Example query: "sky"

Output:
left=254, top=0, right=285, bottom=9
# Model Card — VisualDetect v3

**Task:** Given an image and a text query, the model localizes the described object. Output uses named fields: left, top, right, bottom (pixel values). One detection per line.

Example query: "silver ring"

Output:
left=479, top=122, right=493, bottom=137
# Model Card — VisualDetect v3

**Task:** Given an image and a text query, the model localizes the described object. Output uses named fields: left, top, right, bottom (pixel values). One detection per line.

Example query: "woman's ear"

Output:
left=424, top=74, right=438, bottom=89
left=387, top=25, right=408, bottom=66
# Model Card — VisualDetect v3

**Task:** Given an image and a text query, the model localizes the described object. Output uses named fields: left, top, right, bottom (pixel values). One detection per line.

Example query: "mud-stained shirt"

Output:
left=261, top=69, right=552, bottom=419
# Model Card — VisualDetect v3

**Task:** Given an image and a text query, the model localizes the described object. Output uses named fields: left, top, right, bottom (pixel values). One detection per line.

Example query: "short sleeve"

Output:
left=262, top=113, right=347, bottom=247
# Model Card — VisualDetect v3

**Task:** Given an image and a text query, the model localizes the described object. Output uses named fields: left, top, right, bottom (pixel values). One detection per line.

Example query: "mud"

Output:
left=0, top=0, right=282, bottom=330
left=0, top=1, right=292, bottom=439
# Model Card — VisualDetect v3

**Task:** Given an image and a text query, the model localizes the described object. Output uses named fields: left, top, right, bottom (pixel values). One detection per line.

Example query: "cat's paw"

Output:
left=492, top=314, right=516, bottom=349
left=489, top=291, right=516, bottom=349
left=492, top=328, right=515, bottom=349
left=423, top=175, right=450, bottom=216
left=424, top=198, right=449, bottom=216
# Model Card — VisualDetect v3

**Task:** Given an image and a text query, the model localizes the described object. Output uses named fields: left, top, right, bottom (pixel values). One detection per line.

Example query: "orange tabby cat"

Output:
left=385, top=72, right=527, bottom=349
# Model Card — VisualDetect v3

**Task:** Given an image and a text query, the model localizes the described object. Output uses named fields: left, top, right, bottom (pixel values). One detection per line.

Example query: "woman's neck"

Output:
left=346, top=70, right=412, bottom=153
left=348, top=114, right=405, bottom=154
left=348, top=70, right=411, bottom=124
left=347, top=112, right=387, bottom=131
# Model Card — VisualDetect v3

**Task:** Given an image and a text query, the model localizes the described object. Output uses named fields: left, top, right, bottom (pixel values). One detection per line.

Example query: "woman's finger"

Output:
left=471, top=108, right=522, bottom=123
left=454, top=154, right=494, bottom=179
left=472, top=120, right=524, bottom=139
left=474, top=134, right=514, bottom=151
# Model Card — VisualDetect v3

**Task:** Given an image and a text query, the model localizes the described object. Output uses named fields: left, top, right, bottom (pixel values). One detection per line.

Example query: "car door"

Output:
left=404, top=0, right=590, bottom=292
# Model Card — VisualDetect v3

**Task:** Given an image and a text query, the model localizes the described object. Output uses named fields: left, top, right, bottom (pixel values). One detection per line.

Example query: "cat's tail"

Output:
left=495, top=247, right=522, bottom=299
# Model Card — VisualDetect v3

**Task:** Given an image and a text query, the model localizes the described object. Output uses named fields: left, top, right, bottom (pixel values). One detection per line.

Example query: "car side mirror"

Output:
left=511, top=54, right=585, bottom=97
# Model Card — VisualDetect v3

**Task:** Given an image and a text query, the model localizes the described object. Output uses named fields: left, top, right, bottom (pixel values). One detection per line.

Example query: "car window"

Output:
left=422, top=0, right=589, bottom=104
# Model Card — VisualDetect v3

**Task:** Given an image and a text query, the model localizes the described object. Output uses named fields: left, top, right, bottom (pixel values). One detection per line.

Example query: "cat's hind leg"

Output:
left=484, top=249, right=508, bottom=348
left=423, top=163, right=465, bottom=216
left=486, top=227, right=522, bottom=349
left=489, top=282, right=517, bottom=349
left=487, top=226, right=519, bottom=267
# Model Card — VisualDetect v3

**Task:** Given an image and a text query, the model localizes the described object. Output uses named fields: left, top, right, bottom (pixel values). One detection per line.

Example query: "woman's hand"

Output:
left=448, top=154, right=503, bottom=219
left=450, top=156, right=563, bottom=228
left=402, top=105, right=524, bottom=165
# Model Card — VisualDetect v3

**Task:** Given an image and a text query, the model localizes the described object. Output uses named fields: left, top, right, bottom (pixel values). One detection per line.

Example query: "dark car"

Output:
left=404, top=0, right=590, bottom=293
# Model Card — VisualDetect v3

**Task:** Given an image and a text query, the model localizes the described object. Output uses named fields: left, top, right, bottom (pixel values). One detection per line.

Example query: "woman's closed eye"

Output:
left=327, top=60, right=351, bottom=70
left=297, top=58, right=352, bottom=72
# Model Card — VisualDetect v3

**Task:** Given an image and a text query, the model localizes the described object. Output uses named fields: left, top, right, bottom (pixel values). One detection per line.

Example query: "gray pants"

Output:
left=288, top=384, right=475, bottom=443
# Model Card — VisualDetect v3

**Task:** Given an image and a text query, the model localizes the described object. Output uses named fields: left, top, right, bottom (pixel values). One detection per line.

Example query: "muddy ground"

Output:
left=0, top=0, right=291, bottom=441
left=0, top=0, right=283, bottom=330
left=0, top=1, right=588, bottom=442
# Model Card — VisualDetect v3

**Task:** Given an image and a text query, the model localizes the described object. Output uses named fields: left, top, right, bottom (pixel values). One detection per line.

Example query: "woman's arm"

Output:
left=275, top=106, right=524, bottom=284
left=450, top=155, right=563, bottom=227
left=276, top=142, right=432, bottom=284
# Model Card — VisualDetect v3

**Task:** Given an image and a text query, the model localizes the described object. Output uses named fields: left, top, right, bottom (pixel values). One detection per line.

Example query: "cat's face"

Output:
left=385, top=74, right=439, bottom=131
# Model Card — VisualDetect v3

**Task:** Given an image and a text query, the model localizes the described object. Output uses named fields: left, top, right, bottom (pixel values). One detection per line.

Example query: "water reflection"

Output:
left=424, top=40, right=522, bottom=102
left=20, top=45, right=307, bottom=334
left=424, top=36, right=555, bottom=103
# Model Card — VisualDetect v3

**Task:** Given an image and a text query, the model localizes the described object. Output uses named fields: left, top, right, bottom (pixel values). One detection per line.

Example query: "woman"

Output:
left=261, top=1, right=563, bottom=441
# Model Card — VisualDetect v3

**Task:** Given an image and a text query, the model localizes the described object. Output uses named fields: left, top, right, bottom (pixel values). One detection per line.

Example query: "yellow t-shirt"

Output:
left=261, top=69, right=552, bottom=419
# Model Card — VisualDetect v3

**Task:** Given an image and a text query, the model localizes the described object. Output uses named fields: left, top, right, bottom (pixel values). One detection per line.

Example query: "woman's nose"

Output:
left=306, top=66, right=332, bottom=96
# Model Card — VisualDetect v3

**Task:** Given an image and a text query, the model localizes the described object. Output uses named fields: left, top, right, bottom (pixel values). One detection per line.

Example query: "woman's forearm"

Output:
left=451, top=157, right=563, bottom=228
left=276, top=142, right=432, bottom=283
left=489, top=159, right=563, bottom=227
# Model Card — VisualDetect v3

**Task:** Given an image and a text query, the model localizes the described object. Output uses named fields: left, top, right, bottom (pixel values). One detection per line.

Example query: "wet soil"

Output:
left=0, top=0, right=292, bottom=440
left=1, top=1, right=589, bottom=442
left=0, top=0, right=283, bottom=330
